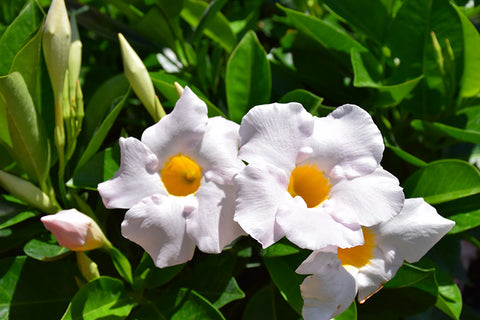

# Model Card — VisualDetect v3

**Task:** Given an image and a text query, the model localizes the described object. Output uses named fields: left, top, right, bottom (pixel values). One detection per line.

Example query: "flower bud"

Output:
left=118, top=33, right=165, bottom=121
left=41, top=209, right=108, bottom=251
left=76, top=251, right=100, bottom=281
left=0, top=170, right=57, bottom=213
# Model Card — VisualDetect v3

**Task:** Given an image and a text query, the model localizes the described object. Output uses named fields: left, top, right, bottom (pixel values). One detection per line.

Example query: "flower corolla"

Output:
left=98, top=87, right=245, bottom=268
left=41, top=209, right=108, bottom=251
left=296, top=198, right=455, bottom=320
left=234, top=103, right=405, bottom=250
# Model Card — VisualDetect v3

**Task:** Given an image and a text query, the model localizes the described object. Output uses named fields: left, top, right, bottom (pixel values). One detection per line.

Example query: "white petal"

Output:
left=121, top=195, right=196, bottom=268
left=238, top=103, right=314, bottom=172
left=186, top=180, right=245, bottom=253
left=195, top=116, right=244, bottom=185
left=297, top=251, right=358, bottom=320
left=356, top=248, right=403, bottom=302
left=234, top=163, right=290, bottom=248
left=98, top=137, right=166, bottom=209
left=329, top=167, right=405, bottom=227
left=276, top=200, right=364, bottom=250
left=141, top=87, right=208, bottom=164
left=373, top=198, right=455, bottom=263
left=310, top=104, right=384, bottom=180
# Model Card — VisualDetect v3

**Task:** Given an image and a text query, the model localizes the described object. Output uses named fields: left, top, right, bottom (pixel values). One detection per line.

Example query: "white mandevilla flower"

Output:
left=41, top=209, right=108, bottom=251
left=98, top=87, right=245, bottom=268
left=234, top=103, right=405, bottom=250
left=296, top=198, right=455, bottom=320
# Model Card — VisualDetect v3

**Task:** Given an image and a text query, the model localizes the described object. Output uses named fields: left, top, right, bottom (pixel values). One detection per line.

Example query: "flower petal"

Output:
left=373, top=198, right=455, bottom=263
left=196, top=116, right=244, bottom=185
left=141, top=87, right=208, bottom=164
left=121, top=195, right=196, bottom=268
left=186, top=180, right=245, bottom=253
left=238, top=103, right=314, bottom=172
left=310, top=104, right=384, bottom=180
left=297, top=251, right=358, bottom=320
left=276, top=200, right=364, bottom=250
left=234, top=163, right=290, bottom=248
left=356, top=247, right=403, bottom=303
left=98, top=137, right=166, bottom=209
left=329, top=167, right=405, bottom=227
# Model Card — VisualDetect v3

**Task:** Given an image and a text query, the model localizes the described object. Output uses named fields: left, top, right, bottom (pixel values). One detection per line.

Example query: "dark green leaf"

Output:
left=333, top=301, right=357, bottom=320
left=278, top=89, right=332, bottom=116
left=435, top=194, right=480, bottom=234
left=61, top=276, right=135, bottom=320
left=134, top=252, right=184, bottom=289
left=0, top=195, right=38, bottom=229
left=23, top=238, right=69, bottom=261
left=107, top=246, right=133, bottom=284
left=262, top=240, right=301, bottom=258
left=385, top=141, right=428, bottom=167
left=226, top=30, right=271, bottom=122
left=411, top=120, right=480, bottom=144
left=403, top=159, right=480, bottom=204
left=1, top=256, right=78, bottom=319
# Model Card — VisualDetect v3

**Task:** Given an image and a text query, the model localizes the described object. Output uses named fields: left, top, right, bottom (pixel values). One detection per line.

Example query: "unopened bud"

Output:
left=41, top=209, right=109, bottom=251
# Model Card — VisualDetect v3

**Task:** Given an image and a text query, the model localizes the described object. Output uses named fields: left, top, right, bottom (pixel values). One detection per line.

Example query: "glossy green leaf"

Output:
left=262, top=240, right=301, bottom=258
left=411, top=119, right=480, bottom=144
left=74, top=88, right=129, bottom=175
left=61, top=276, right=135, bottom=320
left=264, top=257, right=303, bottom=315
left=403, top=159, right=480, bottom=204
left=1, top=256, right=78, bottom=319
left=435, top=270, right=462, bottom=320
left=455, top=6, right=480, bottom=98
left=181, top=0, right=236, bottom=53
left=0, top=0, right=43, bottom=76
left=134, top=252, right=184, bottom=289
left=384, top=263, right=436, bottom=289
left=23, top=237, right=70, bottom=261
left=226, top=30, right=271, bottom=122
left=385, top=141, right=428, bottom=167
left=0, top=222, right=45, bottom=254
left=435, top=194, right=480, bottom=234
left=280, top=5, right=367, bottom=55
left=135, top=6, right=176, bottom=50
left=0, top=72, right=50, bottom=186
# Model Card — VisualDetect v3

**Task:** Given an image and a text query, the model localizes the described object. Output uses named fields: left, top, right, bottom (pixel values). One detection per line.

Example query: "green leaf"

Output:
left=455, top=6, right=480, bottom=98
left=0, top=0, right=43, bottom=75
left=82, top=74, right=129, bottom=142
left=435, top=194, right=480, bottom=234
left=226, top=30, right=271, bottom=122
left=278, top=89, right=332, bottom=116
left=107, top=246, right=133, bottom=284
left=435, top=271, right=462, bottom=320
left=403, top=159, right=480, bottom=204
left=321, top=0, right=390, bottom=43
left=0, top=195, right=39, bottom=229
left=384, top=263, right=436, bottom=289
left=263, top=257, right=303, bottom=315
left=61, top=276, right=135, bottom=320
left=241, top=284, right=301, bottom=320
left=181, top=0, right=236, bottom=53
left=351, top=49, right=423, bottom=107
left=0, top=221, right=45, bottom=254
left=135, top=6, right=176, bottom=50
left=280, top=5, right=367, bottom=55
left=0, top=72, right=50, bottom=186
left=134, top=252, right=184, bottom=289
left=385, top=141, right=428, bottom=167
left=1, top=256, right=78, bottom=319
left=74, top=88, right=129, bottom=175
left=178, top=252, right=245, bottom=308
left=411, top=119, right=480, bottom=144
left=262, top=240, right=301, bottom=258
left=69, top=147, right=119, bottom=190
left=23, top=237, right=69, bottom=261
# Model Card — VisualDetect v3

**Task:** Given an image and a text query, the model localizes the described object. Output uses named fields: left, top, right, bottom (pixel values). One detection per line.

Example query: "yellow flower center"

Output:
left=160, top=154, right=202, bottom=196
left=287, top=164, right=331, bottom=208
left=337, top=228, right=376, bottom=269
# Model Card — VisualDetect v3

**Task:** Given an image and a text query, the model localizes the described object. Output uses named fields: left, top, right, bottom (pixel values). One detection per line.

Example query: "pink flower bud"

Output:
left=41, top=209, right=108, bottom=251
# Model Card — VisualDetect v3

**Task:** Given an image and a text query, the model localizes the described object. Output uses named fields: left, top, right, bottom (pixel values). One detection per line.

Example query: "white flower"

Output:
left=296, top=198, right=455, bottom=320
left=234, top=103, right=404, bottom=250
left=98, top=87, right=245, bottom=268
